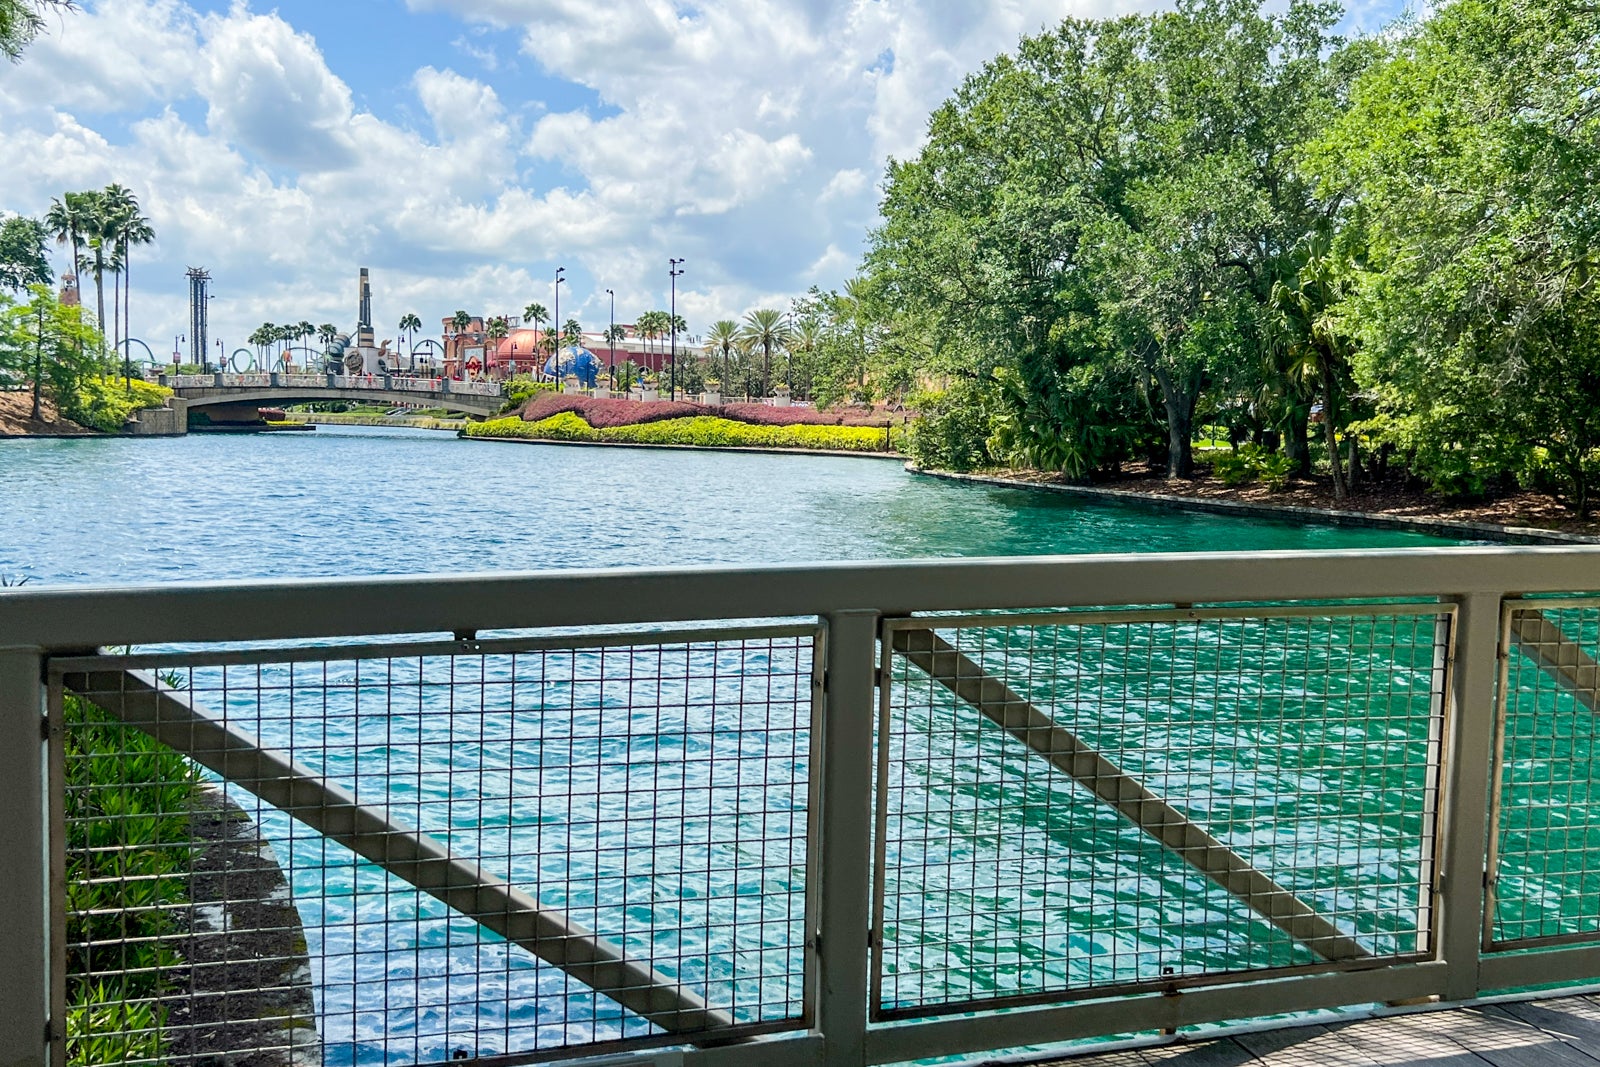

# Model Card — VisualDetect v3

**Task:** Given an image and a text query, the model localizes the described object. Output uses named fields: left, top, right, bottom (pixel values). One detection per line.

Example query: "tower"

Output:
left=187, top=267, right=211, bottom=368
left=357, top=267, right=374, bottom=349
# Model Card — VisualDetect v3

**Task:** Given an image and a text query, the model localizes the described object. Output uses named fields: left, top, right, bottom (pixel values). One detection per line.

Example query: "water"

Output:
left=0, top=424, right=1458, bottom=586
left=6, top=427, right=1490, bottom=1062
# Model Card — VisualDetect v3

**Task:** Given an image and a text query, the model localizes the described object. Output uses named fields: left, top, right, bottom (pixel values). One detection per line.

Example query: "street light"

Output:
left=668, top=258, right=685, bottom=401
left=173, top=334, right=184, bottom=368
left=605, top=288, right=615, bottom=382
left=553, top=266, right=566, bottom=394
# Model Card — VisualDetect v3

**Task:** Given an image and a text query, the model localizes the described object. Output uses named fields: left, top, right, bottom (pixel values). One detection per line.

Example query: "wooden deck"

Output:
left=1035, top=996, right=1600, bottom=1067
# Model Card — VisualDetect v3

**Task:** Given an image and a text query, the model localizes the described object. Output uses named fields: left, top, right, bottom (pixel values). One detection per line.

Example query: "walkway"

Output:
left=1040, top=995, right=1600, bottom=1067
left=159, top=371, right=506, bottom=419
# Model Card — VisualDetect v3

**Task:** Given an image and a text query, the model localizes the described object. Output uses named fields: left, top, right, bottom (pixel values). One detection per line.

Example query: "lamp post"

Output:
left=605, top=288, right=615, bottom=381
left=668, top=258, right=684, bottom=401
left=553, top=266, right=566, bottom=393
left=173, top=334, right=184, bottom=369
left=215, top=338, right=223, bottom=372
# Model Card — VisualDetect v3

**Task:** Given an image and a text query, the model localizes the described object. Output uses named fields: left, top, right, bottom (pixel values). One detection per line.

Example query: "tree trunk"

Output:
left=1319, top=359, right=1347, bottom=501
left=1346, top=436, right=1360, bottom=491
left=1284, top=404, right=1312, bottom=475
left=1152, top=363, right=1196, bottom=479
left=31, top=303, right=43, bottom=420
left=93, top=247, right=105, bottom=357
left=123, top=240, right=132, bottom=390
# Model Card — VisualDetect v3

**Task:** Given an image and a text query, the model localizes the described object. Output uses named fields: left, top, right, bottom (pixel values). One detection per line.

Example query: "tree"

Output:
left=868, top=0, right=1350, bottom=478
left=1, top=0, right=74, bottom=62
left=704, top=319, right=740, bottom=391
left=43, top=191, right=94, bottom=325
left=398, top=312, right=422, bottom=362
left=1310, top=0, right=1600, bottom=513
left=0, top=215, right=51, bottom=291
left=738, top=308, right=790, bottom=395
left=0, top=284, right=99, bottom=419
left=485, top=315, right=509, bottom=374
left=99, top=183, right=152, bottom=386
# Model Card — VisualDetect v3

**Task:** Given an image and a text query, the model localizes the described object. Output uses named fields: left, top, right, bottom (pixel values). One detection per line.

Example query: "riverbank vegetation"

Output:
left=465, top=391, right=903, bottom=451
left=0, top=285, right=170, bottom=432
left=847, top=0, right=1600, bottom=514
left=64, top=692, right=200, bottom=1065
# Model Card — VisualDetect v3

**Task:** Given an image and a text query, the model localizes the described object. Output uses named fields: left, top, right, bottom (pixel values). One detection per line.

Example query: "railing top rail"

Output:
left=4, top=545, right=1599, bottom=650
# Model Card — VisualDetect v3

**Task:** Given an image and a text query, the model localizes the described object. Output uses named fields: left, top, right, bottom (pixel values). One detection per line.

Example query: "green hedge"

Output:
left=466, top=411, right=899, bottom=452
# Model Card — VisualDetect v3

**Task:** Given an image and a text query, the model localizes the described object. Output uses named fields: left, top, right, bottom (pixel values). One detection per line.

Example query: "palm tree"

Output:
left=485, top=315, right=509, bottom=377
left=317, top=323, right=337, bottom=350
left=43, top=191, right=93, bottom=319
left=100, top=184, right=152, bottom=384
left=636, top=310, right=668, bottom=371
left=789, top=319, right=822, bottom=399
left=449, top=310, right=473, bottom=376
left=705, top=319, right=739, bottom=394
left=738, top=308, right=791, bottom=397
left=398, top=312, right=422, bottom=365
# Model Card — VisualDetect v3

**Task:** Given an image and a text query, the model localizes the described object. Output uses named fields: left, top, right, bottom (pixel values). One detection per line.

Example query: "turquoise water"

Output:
left=7, top=427, right=1486, bottom=1062
left=0, top=424, right=1460, bottom=586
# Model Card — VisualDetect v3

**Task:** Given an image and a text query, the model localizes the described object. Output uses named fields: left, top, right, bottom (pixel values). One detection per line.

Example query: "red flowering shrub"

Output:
left=521, top=394, right=702, bottom=427
left=520, top=392, right=899, bottom=430
left=717, top=403, right=845, bottom=426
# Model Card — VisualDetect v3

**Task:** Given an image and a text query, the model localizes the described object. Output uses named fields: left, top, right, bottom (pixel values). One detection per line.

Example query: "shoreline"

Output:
left=910, top=466, right=1600, bottom=545
left=465, top=433, right=903, bottom=461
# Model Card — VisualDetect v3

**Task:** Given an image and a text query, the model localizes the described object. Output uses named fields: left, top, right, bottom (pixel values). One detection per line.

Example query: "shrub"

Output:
left=468, top=412, right=898, bottom=452
left=61, top=377, right=172, bottom=433
left=1207, top=443, right=1295, bottom=491
left=63, top=693, right=201, bottom=1065
left=902, top=384, right=994, bottom=471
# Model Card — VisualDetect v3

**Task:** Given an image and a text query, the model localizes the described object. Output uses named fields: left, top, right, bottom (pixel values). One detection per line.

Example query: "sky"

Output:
left=0, top=0, right=1407, bottom=364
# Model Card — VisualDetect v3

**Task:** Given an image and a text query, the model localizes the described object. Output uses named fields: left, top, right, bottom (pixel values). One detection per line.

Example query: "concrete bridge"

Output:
left=156, top=372, right=507, bottom=427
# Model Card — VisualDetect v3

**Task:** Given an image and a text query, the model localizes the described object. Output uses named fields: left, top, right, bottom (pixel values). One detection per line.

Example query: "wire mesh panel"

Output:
left=53, top=625, right=817, bottom=1066
left=1491, top=600, right=1600, bottom=949
left=873, top=606, right=1451, bottom=1019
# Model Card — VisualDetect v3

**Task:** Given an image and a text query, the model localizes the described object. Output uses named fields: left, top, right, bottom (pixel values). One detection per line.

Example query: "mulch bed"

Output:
left=977, top=459, right=1600, bottom=540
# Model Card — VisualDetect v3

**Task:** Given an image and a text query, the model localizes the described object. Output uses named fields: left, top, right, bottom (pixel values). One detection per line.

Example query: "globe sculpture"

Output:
left=542, top=346, right=601, bottom=387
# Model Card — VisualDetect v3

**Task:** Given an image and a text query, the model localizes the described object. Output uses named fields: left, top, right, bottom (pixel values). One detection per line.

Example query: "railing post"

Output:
left=0, top=648, right=50, bottom=1067
left=1440, top=592, right=1502, bottom=1001
left=816, top=610, right=878, bottom=1067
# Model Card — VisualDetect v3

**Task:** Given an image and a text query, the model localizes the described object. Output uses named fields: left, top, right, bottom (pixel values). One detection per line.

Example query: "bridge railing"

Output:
left=8, top=547, right=1600, bottom=1066
left=163, top=373, right=504, bottom=398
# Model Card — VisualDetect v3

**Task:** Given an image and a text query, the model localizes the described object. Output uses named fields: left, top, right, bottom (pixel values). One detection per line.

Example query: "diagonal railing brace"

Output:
left=1508, top=609, right=1600, bottom=713
left=62, top=668, right=732, bottom=1037
left=891, top=628, right=1370, bottom=963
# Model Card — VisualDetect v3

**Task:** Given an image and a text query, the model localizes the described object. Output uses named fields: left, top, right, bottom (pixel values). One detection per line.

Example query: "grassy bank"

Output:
left=466, top=411, right=900, bottom=452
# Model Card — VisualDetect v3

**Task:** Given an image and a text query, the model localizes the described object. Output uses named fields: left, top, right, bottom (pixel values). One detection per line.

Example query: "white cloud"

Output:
left=196, top=6, right=358, bottom=170
left=0, top=0, right=1405, bottom=364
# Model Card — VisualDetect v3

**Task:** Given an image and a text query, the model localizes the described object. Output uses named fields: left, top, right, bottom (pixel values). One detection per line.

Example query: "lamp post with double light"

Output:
left=605, top=288, right=615, bottom=382
left=552, top=267, right=566, bottom=393
left=668, top=258, right=684, bottom=401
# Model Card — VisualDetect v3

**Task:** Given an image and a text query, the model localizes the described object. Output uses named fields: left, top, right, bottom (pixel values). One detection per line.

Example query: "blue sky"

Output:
left=0, top=0, right=1409, bottom=359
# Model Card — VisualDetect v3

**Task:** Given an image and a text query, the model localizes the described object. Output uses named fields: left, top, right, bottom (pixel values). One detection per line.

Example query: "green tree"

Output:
left=1, top=0, right=73, bottom=61
left=0, top=284, right=99, bottom=419
left=0, top=215, right=51, bottom=291
left=738, top=308, right=790, bottom=396
left=486, top=315, right=509, bottom=373
left=398, top=312, right=421, bottom=362
left=869, top=0, right=1350, bottom=478
left=703, top=319, right=739, bottom=391
left=1313, top=0, right=1600, bottom=511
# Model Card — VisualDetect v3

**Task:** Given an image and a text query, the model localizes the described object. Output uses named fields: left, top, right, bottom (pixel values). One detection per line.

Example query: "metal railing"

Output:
left=7, top=547, right=1600, bottom=1066
left=161, top=373, right=504, bottom=397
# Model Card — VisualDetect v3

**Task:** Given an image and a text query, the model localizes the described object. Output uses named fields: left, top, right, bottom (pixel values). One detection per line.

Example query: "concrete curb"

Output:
left=907, top=465, right=1600, bottom=546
